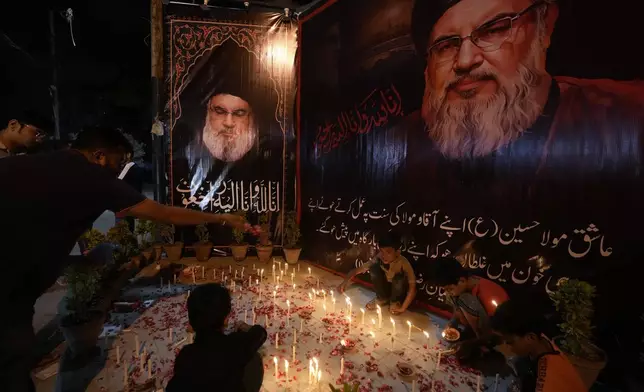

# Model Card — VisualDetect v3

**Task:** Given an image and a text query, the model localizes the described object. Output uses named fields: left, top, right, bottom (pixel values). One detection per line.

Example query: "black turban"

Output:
left=411, top=0, right=463, bottom=59
left=182, top=39, right=260, bottom=112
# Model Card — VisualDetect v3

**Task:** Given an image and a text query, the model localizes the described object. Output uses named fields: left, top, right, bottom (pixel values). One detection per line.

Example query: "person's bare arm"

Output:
left=120, top=199, right=245, bottom=228
left=338, top=261, right=373, bottom=293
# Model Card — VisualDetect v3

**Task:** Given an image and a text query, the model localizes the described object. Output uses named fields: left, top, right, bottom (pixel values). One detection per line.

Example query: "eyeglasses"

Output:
left=427, top=1, right=546, bottom=64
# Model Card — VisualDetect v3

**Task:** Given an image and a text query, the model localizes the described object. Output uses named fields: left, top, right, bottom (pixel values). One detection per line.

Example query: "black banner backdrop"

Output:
left=167, top=14, right=297, bottom=246
left=297, top=0, right=644, bottom=380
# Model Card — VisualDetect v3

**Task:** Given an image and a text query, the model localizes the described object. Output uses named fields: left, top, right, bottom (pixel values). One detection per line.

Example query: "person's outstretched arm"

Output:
left=337, top=258, right=377, bottom=293
left=120, top=199, right=248, bottom=229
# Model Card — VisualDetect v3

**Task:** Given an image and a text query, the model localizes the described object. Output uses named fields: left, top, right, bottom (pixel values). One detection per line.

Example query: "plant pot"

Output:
left=554, top=337, right=607, bottom=389
left=59, top=310, right=105, bottom=357
left=164, top=242, right=184, bottom=262
left=284, top=247, right=302, bottom=264
left=194, top=242, right=212, bottom=261
left=230, top=244, right=249, bottom=262
left=141, top=249, right=153, bottom=262
left=256, top=244, right=273, bottom=263
left=152, top=244, right=163, bottom=261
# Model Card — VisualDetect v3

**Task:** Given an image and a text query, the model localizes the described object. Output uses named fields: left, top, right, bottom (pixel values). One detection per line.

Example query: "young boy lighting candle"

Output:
left=429, top=257, right=508, bottom=362
left=167, top=283, right=267, bottom=392
left=491, top=299, right=585, bottom=392
left=337, top=232, right=416, bottom=315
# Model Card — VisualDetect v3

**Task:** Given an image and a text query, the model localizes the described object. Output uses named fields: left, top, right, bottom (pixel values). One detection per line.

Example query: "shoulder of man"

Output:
left=535, top=352, right=585, bottom=392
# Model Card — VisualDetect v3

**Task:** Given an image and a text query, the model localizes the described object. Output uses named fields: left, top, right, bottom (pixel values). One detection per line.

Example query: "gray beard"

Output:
left=202, top=123, right=256, bottom=163
left=422, top=39, right=546, bottom=159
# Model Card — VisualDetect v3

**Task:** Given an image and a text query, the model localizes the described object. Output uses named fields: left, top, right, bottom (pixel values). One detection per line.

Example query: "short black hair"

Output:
left=187, top=283, right=231, bottom=333
left=71, top=126, right=133, bottom=153
left=377, top=231, right=401, bottom=249
left=430, top=257, right=469, bottom=286
left=491, top=299, right=547, bottom=337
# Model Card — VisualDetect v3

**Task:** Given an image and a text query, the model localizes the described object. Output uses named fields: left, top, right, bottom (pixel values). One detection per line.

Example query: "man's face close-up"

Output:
left=421, top=0, right=557, bottom=159
left=202, top=93, right=256, bottom=162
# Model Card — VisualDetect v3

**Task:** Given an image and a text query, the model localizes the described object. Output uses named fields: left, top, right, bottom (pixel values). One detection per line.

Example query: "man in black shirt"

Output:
left=0, top=126, right=251, bottom=392
left=167, top=283, right=267, bottom=392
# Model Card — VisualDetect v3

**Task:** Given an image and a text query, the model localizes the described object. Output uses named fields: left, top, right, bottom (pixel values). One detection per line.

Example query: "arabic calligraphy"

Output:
left=313, top=84, right=404, bottom=157
left=308, top=197, right=612, bottom=259
left=176, top=178, right=280, bottom=213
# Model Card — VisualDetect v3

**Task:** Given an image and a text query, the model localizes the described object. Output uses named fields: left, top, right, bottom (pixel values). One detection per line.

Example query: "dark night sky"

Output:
left=1, top=0, right=152, bottom=139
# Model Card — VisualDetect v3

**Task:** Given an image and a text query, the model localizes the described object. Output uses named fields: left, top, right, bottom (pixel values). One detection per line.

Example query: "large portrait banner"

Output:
left=168, top=15, right=297, bottom=246
left=297, top=0, right=644, bottom=380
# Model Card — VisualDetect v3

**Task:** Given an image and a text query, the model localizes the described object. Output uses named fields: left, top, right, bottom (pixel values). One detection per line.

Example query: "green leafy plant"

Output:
left=232, top=211, right=247, bottom=244
left=135, top=219, right=156, bottom=249
left=159, top=223, right=176, bottom=244
left=549, top=279, right=597, bottom=358
left=284, top=211, right=301, bottom=248
left=195, top=224, right=210, bottom=243
left=107, top=221, right=139, bottom=261
left=80, top=229, right=107, bottom=253
left=329, top=383, right=359, bottom=392
left=258, top=213, right=272, bottom=246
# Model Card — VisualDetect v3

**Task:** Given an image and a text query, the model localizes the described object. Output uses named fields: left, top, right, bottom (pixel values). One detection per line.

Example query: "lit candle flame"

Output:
left=371, top=318, right=376, bottom=325
left=341, top=339, right=346, bottom=346
left=491, top=300, right=498, bottom=307
left=330, top=290, right=334, bottom=297
left=423, top=330, right=429, bottom=339
left=407, top=320, right=412, bottom=327
left=441, top=331, right=446, bottom=338
left=360, top=308, right=365, bottom=314
left=274, top=356, right=278, bottom=365
left=390, top=317, right=395, bottom=325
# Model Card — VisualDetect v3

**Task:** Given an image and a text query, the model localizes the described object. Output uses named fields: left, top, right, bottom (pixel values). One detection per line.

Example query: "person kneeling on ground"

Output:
left=491, top=299, right=585, bottom=392
left=167, top=283, right=267, bottom=392
left=430, top=257, right=509, bottom=361
left=337, top=232, right=416, bottom=315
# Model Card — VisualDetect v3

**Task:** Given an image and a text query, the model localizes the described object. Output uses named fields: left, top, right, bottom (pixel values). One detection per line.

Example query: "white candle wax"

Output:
left=332, top=297, right=336, bottom=313
left=319, top=332, right=323, bottom=344
left=317, top=277, right=320, bottom=289
left=300, top=318, right=304, bottom=333
left=390, top=317, right=396, bottom=336
left=229, top=265, right=232, bottom=273
left=252, top=310, right=256, bottom=325
left=284, top=359, right=289, bottom=382
left=298, top=263, right=300, bottom=272
left=308, top=267, right=311, bottom=276
left=377, top=305, right=382, bottom=328
left=123, top=361, right=128, bottom=386
left=476, top=375, right=481, bottom=392
left=273, top=356, right=278, bottom=377
left=202, top=267, right=205, bottom=279
left=308, top=359, right=313, bottom=384
left=292, top=344, right=296, bottom=362
left=147, top=358, right=152, bottom=379
left=241, top=267, right=244, bottom=277
left=407, top=320, right=412, bottom=340
left=323, top=303, right=327, bottom=317
left=275, top=332, right=279, bottom=349
left=293, top=328, right=297, bottom=345
left=265, top=315, right=269, bottom=328
left=361, top=308, right=365, bottom=325
left=244, top=310, right=248, bottom=324
left=494, top=373, right=500, bottom=392
left=340, top=356, right=345, bottom=376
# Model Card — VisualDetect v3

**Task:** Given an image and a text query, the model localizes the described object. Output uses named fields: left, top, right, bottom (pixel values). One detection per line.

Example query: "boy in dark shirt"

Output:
left=167, top=283, right=267, bottom=392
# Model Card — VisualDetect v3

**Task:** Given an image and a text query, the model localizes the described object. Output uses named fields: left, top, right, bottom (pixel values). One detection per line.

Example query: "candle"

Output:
left=147, top=358, right=152, bottom=379
left=213, top=270, right=216, bottom=280
left=202, top=267, right=205, bottom=279
left=123, top=361, right=128, bottom=387
left=291, top=272, right=295, bottom=285
left=332, top=296, right=336, bottom=313
left=492, top=299, right=498, bottom=308
left=377, top=305, right=382, bottom=328
left=261, top=269, right=264, bottom=280
left=390, top=317, right=396, bottom=336
left=407, top=320, right=412, bottom=340
left=284, top=359, right=289, bottom=381
left=135, top=335, right=140, bottom=358
left=298, top=263, right=300, bottom=272
left=292, top=283, right=296, bottom=295
left=241, top=266, right=245, bottom=278
left=423, top=330, right=430, bottom=348
left=391, top=335, right=395, bottom=350
left=244, top=310, right=248, bottom=324
left=292, top=344, right=296, bottom=362
left=253, top=263, right=256, bottom=271
left=317, top=277, right=320, bottom=289
left=313, top=357, right=319, bottom=375
left=273, top=290, right=277, bottom=304
left=265, top=315, right=269, bottom=328
left=232, top=281, right=236, bottom=292
left=300, top=318, right=304, bottom=333
left=285, top=264, right=288, bottom=273
left=275, top=332, right=279, bottom=349
left=229, top=265, right=232, bottom=273
left=317, top=370, right=322, bottom=390
left=494, top=374, right=500, bottom=392
left=221, top=271, right=224, bottom=280
left=308, top=359, right=313, bottom=384
left=308, top=267, right=311, bottom=276
left=293, top=327, right=297, bottom=345
left=252, top=310, right=256, bottom=325
left=319, top=332, right=323, bottom=344
left=273, top=264, right=276, bottom=276
left=476, top=375, right=481, bottom=392
left=340, top=356, right=345, bottom=376
left=277, top=275, right=281, bottom=286
left=273, top=356, right=278, bottom=377
left=286, top=300, right=291, bottom=326
left=308, top=293, right=313, bottom=305
left=116, top=345, right=120, bottom=364
left=360, top=308, right=365, bottom=325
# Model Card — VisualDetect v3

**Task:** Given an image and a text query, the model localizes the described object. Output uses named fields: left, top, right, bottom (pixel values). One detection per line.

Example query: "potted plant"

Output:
left=283, top=211, right=302, bottom=264
left=329, top=383, right=359, bottom=392
left=107, top=221, right=141, bottom=268
left=135, top=219, right=156, bottom=262
left=59, top=230, right=107, bottom=358
left=550, top=279, right=606, bottom=388
left=230, top=211, right=249, bottom=262
left=160, top=223, right=183, bottom=262
left=255, top=212, right=273, bottom=263
left=194, top=223, right=212, bottom=261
